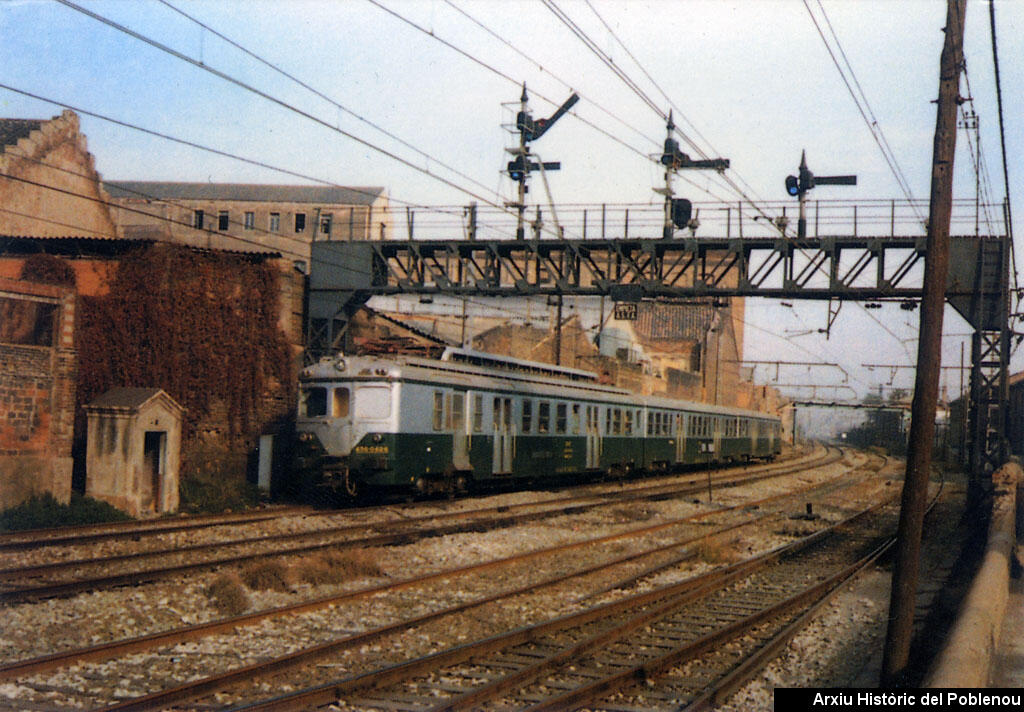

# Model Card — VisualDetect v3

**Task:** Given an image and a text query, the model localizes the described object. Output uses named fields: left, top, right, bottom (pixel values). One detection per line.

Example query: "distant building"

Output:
left=103, top=182, right=391, bottom=264
left=0, top=110, right=120, bottom=238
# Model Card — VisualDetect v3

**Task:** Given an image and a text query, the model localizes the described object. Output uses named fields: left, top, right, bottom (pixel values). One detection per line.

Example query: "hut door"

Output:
left=143, top=431, right=166, bottom=512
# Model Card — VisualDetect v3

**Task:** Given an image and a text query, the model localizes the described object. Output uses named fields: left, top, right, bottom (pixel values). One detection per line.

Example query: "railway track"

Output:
left=0, top=505, right=311, bottom=552
left=0, top=449, right=895, bottom=711
left=145, top=490, right=899, bottom=711
left=0, top=447, right=844, bottom=603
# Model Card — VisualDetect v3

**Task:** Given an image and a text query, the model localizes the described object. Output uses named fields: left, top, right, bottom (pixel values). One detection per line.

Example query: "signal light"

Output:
left=786, top=175, right=800, bottom=196
left=671, top=198, right=692, bottom=229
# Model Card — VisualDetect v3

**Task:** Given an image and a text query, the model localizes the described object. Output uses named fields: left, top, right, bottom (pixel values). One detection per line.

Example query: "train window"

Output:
left=432, top=391, right=444, bottom=431
left=647, top=413, right=655, bottom=436
left=522, top=400, right=533, bottom=433
left=473, top=394, right=484, bottom=432
left=612, top=408, right=622, bottom=435
left=538, top=402, right=550, bottom=434
left=571, top=404, right=581, bottom=434
left=451, top=393, right=465, bottom=432
left=302, top=387, right=327, bottom=417
left=605, top=407, right=612, bottom=435
left=332, top=387, right=350, bottom=418
left=356, top=386, right=392, bottom=420
left=556, top=403, right=568, bottom=434
left=624, top=409, right=633, bottom=435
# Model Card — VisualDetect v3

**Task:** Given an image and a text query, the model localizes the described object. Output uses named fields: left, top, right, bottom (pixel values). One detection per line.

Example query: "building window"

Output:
left=295, top=213, right=306, bottom=232
left=269, top=212, right=280, bottom=231
left=244, top=211, right=255, bottom=230
left=218, top=210, right=229, bottom=231
left=320, top=213, right=332, bottom=236
left=193, top=209, right=204, bottom=229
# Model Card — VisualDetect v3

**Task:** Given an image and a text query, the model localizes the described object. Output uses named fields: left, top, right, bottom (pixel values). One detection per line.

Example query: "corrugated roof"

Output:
left=0, top=119, right=43, bottom=149
left=102, top=182, right=386, bottom=206
left=86, top=387, right=184, bottom=412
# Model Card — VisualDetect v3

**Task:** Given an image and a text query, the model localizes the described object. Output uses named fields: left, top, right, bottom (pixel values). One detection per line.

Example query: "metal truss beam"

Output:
left=310, top=235, right=999, bottom=304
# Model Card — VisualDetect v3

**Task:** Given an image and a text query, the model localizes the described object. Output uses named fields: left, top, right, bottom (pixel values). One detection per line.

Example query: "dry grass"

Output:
left=206, top=573, right=251, bottom=616
left=294, top=549, right=385, bottom=586
left=240, top=560, right=293, bottom=592
left=697, top=535, right=739, bottom=564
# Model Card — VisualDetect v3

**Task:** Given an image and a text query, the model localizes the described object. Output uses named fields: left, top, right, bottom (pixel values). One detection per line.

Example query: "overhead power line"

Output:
left=803, top=0, right=923, bottom=224
left=542, top=0, right=779, bottom=226
left=367, top=0, right=734, bottom=204
left=156, top=0, right=503, bottom=206
left=54, top=0, right=534, bottom=228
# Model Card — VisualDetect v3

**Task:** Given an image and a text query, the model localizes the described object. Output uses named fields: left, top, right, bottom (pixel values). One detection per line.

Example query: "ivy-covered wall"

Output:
left=19, top=248, right=296, bottom=498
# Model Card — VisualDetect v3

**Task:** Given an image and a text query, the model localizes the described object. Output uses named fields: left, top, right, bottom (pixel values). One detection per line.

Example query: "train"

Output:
left=293, top=347, right=782, bottom=500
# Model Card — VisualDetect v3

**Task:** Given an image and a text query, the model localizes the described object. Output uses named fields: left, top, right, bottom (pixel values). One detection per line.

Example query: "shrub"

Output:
left=0, top=493, right=132, bottom=532
left=294, top=549, right=384, bottom=586
left=206, top=573, right=251, bottom=616
left=240, top=560, right=293, bottom=592
left=179, top=441, right=259, bottom=513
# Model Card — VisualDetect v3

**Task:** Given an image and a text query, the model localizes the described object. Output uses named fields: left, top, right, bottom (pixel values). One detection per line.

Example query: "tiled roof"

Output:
left=102, top=182, right=386, bottom=206
left=86, top=387, right=184, bottom=412
left=0, top=119, right=43, bottom=149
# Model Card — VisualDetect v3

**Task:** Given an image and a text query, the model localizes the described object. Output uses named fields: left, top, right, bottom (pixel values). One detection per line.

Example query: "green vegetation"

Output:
left=179, top=442, right=260, bottom=513
left=0, top=492, right=132, bottom=532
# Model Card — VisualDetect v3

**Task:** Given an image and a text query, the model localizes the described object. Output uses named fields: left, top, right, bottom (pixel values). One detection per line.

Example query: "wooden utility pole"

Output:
left=881, top=0, right=965, bottom=686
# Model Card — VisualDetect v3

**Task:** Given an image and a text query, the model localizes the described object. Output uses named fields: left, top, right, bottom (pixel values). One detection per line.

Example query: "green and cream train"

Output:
left=294, top=348, right=782, bottom=499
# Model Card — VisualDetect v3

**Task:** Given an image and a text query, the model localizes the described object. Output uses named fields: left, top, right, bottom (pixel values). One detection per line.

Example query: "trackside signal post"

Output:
left=786, top=150, right=857, bottom=237
left=507, top=84, right=579, bottom=240
left=655, top=111, right=729, bottom=239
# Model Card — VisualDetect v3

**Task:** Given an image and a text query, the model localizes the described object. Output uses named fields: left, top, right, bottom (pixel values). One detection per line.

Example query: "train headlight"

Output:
left=334, top=358, right=347, bottom=372
left=372, top=433, right=383, bottom=443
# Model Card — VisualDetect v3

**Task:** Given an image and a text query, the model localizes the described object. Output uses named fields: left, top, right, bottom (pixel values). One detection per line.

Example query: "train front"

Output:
left=294, top=355, right=398, bottom=499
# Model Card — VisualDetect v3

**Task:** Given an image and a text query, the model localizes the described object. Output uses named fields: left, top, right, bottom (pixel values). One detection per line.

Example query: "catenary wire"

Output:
left=54, top=0, right=562, bottom=237
left=365, top=0, right=735, bottom=204
left=155, top=0, right=503, bottom=207
left=803, top=0, right=924, bottom=225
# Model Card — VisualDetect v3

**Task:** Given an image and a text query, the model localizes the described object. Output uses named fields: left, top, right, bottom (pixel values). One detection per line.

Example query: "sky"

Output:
left=2, top=0, right=1021, bottom=416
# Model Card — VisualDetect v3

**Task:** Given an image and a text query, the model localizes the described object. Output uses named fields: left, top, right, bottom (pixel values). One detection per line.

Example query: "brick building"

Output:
left=0, top=277, right=77, bottom=508
left=103, top=182, right=391, bottom=265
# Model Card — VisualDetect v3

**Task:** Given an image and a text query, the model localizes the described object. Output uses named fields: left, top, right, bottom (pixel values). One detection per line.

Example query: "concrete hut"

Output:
left=84, top=388, right=183, bottom=517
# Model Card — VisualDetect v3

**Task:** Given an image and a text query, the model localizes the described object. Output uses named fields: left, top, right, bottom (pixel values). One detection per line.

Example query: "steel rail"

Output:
left=0, top=449, right=842, bottom=602
left=0, top=453, right=865, bottom=683
left=207, top=494, right=893, bottom=711
left=0, top=506, right=311, bottom=552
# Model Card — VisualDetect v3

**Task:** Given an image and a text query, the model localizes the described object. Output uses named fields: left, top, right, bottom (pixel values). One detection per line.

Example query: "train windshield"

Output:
left=301, top=387, right=327, bottom=417
left=355, top=385, right=392, bottom=420
left=300, top=386, right=350, bottom=418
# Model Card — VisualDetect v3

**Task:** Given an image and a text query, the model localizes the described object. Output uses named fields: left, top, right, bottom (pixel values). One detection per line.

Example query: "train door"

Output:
left=452, top=392, right=470, bottom=470
left=585, top=404, right=601, bottom=468
left=492, top=396, right=513, bottom=474
left=675, top=413, right=686, bottom=463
